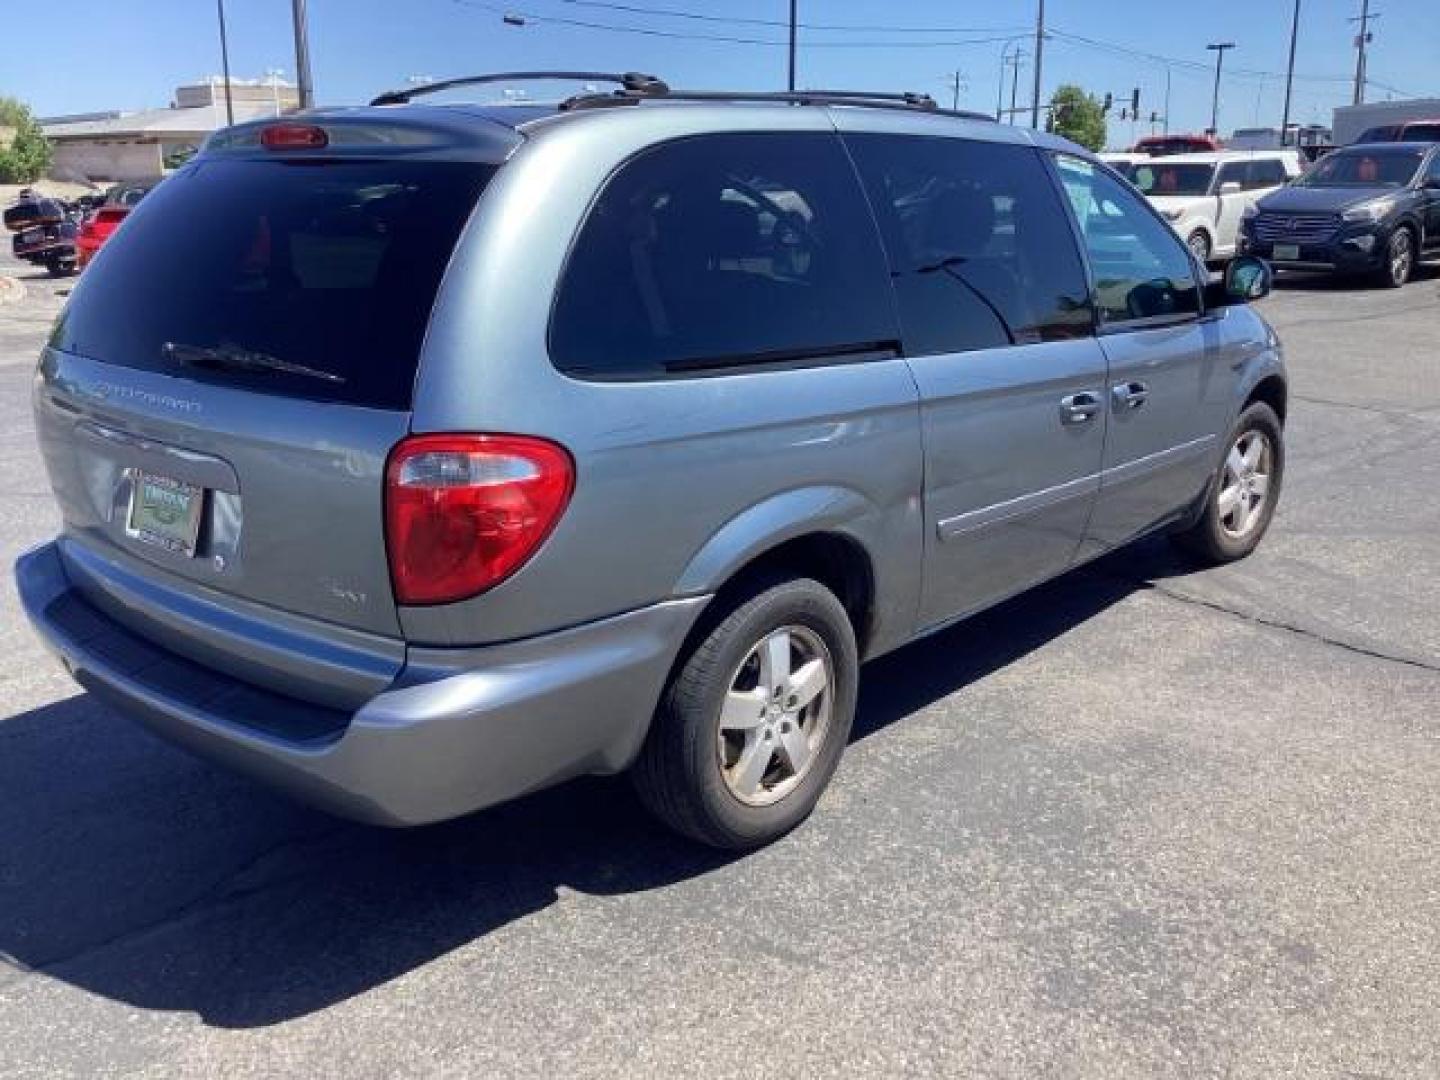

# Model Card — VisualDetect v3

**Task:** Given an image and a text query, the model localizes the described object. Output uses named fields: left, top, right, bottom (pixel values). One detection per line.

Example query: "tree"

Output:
left=1046, top=85, right=1107, bottom=152
left=0, top=96, right=53, bottom=183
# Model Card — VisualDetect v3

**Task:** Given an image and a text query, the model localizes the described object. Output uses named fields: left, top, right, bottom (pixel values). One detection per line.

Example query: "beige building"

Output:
left=42, top=77, right=300, bottom=183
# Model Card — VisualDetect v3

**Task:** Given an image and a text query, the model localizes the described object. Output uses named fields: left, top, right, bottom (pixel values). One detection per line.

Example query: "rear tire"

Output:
left=631, top=576, right=858, bottom=850
left=1172, top=402, right=1284, bottom=564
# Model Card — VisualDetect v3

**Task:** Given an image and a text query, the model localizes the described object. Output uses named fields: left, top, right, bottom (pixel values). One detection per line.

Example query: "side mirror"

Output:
left=1219, top=180, right=1243, bottom=195
left=1207, top=255, right=1273, bottom=308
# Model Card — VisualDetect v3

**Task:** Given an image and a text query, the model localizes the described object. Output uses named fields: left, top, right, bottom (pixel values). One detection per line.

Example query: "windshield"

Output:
left=1402, top=123, right=1440, bottom=142
left=1130, top=162, right=1215, bottom=197
left=1297, top=149, right=1423, bottom=188
left=52, top=158, right=495, bottom=408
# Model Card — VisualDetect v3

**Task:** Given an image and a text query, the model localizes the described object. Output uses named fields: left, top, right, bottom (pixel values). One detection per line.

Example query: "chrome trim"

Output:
left=1102, top=434, right=1217, bottom=489
left=937, top=472, right=1100, bottom=542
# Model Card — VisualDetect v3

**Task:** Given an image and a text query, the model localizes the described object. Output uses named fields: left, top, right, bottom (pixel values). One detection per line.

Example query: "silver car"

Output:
left=16, top=75, right=1288, bottom=849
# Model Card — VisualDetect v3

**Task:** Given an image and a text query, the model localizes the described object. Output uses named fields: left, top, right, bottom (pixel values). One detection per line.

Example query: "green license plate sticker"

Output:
left=127, top=473, right=203, bottom=556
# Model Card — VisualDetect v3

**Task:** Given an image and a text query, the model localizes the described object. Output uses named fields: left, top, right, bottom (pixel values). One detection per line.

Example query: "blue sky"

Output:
left=6, top=0, right=1437, bottom=142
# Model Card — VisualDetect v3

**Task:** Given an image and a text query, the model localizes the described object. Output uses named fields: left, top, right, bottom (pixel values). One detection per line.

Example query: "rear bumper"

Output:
left=16, top=541, right=707, bottom=825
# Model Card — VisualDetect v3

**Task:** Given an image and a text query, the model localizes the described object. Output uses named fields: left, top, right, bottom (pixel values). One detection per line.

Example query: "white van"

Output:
left=1128, top=151, right=1303, bottom=261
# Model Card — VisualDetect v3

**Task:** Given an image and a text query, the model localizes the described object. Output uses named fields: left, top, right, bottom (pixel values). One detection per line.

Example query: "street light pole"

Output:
left=1030, top=0, right=1045, bottom=128
left=1206, top=42, right=1235, bottom=138
left=291, top=0, right=315, bottom=109
left=1281, top=0, right=1300, bottom=144
left=787, top=0, right=797, bottom=93
left=215, top=0, right=235, bottom=127
left=1009, top=48, right=1027, bottom=124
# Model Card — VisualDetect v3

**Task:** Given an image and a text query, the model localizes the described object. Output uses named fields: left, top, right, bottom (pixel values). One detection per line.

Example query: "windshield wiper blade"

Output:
left=162, top=342, right=346, bottom=384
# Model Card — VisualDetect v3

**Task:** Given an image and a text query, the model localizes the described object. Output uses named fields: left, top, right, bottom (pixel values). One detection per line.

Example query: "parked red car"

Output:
left=1132, top=134, right=1224, bottom=157
left=77, top=181, right=158, bottom=268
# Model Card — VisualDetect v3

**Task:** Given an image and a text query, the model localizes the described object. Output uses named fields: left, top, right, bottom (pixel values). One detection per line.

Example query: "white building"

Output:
left=41, top=77, right=300, bottom=183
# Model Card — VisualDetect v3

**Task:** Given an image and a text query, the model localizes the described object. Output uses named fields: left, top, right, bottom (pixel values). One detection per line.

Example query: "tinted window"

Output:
left=1426, top=153, right=1440, bottom=183
left=1131, top=163, right=1215, bottom=196
left=1247, top=159, right=1288, bottom=189
left=1298, top=148, right=1424, bottom=187
left=1053, top=155, right=1200, bottom=325
left=1405, top=123, right=1440, bottom=142
left=1216, top=162, right=1246, bottom=190
left=53, top=159, right=493, bottom=408
left=846, top=134, right=1092, bottom=356
left=550, top=133, right=895, bottom=378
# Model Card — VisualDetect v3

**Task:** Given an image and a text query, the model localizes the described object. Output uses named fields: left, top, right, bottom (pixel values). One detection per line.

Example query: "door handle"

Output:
left=1111, top=381, right=1150, bottom=410
left=1059, top=391, right=1102, bottom=424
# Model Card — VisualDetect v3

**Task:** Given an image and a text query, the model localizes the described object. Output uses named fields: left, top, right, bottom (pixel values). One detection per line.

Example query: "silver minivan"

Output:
left=16, top=75, right=1288, bottom=848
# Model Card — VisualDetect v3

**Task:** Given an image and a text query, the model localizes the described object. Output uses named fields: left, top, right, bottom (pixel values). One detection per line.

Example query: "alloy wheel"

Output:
left=716, top=625, right=834, bottom=807
left=1390, top=230, right=1414, bottom=286
left=1217, top=429, right=1274, bottom=539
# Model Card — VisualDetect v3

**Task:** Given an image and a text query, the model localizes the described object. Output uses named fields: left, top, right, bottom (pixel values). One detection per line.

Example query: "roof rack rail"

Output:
left=370, top=71, right=668, bottom=107
left=560, top=87, right=995, bottom=123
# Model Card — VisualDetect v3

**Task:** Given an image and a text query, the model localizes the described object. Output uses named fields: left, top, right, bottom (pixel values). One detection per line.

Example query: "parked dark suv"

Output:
left=1239, top=142, right=1440, bottom=287
left=16, top=74, right=1287, bottom=849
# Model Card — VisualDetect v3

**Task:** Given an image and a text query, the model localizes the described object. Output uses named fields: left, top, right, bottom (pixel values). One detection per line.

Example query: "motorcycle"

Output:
left=4, top=194, right=84, bottom=277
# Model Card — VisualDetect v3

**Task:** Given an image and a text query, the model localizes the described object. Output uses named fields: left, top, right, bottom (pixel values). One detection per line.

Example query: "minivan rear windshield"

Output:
left=52, top=158, right=495, bottom=409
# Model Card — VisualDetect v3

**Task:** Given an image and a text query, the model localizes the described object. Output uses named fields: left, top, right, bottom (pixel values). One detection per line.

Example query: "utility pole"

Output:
left=950, top=71, right=965, bottom=111
left=788, top=0, right=797, bottom=93
left=1007, top=48, right=1027, bottom=124
left=1350, top=0, right=1377, bottom=105
left=292, top=0, right=315, bottom=109
left=1162, top=64, right=1172, bottom=134
left=215, top=0, right=235, bottom=127
left=1281, top=0, right=1301, bottom=144
left=1030, top=0, right=1045, bottom=128
left=1206, top=42, right=1235, bottom=138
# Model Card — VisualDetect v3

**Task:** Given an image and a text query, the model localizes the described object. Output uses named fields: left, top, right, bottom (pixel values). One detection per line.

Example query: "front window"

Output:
left=1297, top=149, right=1424, bottom=188
left=1131, top=163, right=1215, bottom=197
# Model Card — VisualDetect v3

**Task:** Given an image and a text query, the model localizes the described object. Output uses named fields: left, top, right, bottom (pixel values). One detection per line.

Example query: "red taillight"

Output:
left=385, top=434, right=574, bottom=605
left=260, top=123, right=329, bottom=150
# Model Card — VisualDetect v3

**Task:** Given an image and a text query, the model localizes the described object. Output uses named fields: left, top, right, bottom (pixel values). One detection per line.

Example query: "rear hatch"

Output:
left=35, top=117, right=506, bottom=683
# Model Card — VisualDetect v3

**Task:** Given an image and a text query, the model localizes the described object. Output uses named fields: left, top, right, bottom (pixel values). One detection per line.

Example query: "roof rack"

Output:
left=559, top=87, right=995, bottom=123
left=369, top=71, right=668, bottom=107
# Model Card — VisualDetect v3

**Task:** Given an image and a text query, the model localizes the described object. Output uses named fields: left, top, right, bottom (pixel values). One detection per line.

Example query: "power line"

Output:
left=452, top=1, right=1026, bottom=49
left=1048, top=28, right=1357, bottom=85
left=556, top=0, right=1030, bottom=35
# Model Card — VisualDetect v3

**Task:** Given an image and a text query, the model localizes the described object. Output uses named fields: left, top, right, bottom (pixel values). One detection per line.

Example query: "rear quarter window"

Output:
left=52, top=158, right=495, bottom=408
left=549, top=132, right=897, bottom=379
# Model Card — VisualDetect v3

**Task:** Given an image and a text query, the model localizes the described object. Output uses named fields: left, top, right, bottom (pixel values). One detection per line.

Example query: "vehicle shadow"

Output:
left=0, top=538, right=1183, bottom=1029
left=1272, top=262, right=1440, bottom=291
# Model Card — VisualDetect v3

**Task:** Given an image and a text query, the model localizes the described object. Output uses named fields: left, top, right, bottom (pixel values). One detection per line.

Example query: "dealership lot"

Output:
left=0, top=250, right=1437, bottom=1077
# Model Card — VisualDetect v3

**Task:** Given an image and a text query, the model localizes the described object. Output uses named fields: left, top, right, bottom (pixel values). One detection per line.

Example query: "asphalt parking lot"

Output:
left=1, top=249, right=1437, bottom=1078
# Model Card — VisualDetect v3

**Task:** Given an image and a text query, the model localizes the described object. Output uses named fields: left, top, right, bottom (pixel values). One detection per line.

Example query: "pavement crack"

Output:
left=1291, top=393, right=1439, bottom=422
left=1131, top=578, right=1440, bottom=675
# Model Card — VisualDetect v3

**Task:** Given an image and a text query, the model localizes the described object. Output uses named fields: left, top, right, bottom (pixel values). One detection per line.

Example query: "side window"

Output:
left=1053, top=154, right=1200, bottom=326
left=549, top=132, right=896, bottom=378
left=1217, top=162, right=1246, bottom=191
left=1248, top=160, right=1287, bottom=189
left=845, top=134, right=1093, bottom=356
left=1425, top=153, right=1440, bottom=184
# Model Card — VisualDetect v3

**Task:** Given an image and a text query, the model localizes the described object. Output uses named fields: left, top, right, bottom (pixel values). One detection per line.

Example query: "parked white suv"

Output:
left=1128, top=151, right=1302, bottom=262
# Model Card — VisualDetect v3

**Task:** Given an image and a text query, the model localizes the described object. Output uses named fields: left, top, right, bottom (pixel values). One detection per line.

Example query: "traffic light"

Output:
left=1103, top=92, right=1113, bottom=114
left=1131, top=87, right=1141, bottom=117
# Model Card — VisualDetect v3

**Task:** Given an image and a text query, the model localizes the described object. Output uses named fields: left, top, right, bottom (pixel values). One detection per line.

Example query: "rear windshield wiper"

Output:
left=162, top=341, right=347, bottom=385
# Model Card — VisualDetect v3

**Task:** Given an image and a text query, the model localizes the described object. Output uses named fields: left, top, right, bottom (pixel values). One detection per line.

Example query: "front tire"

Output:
left=1186, top=230, right=1212, bottom=264
left=1172, top=401, right=1284, bottom=564
left=632, top=576, right=858, bottom=849
left=1374, top=227, right=1415, bottom=289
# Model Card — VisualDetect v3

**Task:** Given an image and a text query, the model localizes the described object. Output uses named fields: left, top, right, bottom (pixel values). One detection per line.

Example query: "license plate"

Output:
left=1273, top=243, right=1301, bottom=262
left=126, top=473, right=204, bottom=556
left=20, top=228, right=43, bottom=244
